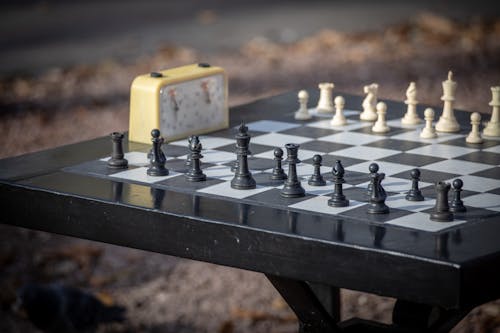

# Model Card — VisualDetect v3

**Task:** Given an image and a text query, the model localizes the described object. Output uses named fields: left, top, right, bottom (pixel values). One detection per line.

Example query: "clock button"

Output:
left=150, top=72, right=163, bottom=78
left=198, top=63, right=211, bottom=68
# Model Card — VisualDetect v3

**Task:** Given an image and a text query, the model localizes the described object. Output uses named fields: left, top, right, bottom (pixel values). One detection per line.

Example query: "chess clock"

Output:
left=129, top=63, right=228, bottom=144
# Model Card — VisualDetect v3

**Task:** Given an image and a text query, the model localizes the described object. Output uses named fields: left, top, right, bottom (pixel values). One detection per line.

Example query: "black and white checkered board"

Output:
left=64, top=108, right=500, bottom=233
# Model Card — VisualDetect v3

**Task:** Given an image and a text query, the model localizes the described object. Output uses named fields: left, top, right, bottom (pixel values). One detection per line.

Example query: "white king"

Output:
left=483, top=86, right=500, bottom=137
left=435, top=71, right=460, bottom=133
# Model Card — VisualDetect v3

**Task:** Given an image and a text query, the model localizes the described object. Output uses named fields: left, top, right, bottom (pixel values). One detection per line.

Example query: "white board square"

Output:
left=110, top=167, right=178, bottom=184
left=346, top=161, right=414, bottom=176
left=197, top=181, right=272, bottom=199
left=407, top=144, right=476, bottom=159
left=386, top=194, right=435, bottom=212
left=386, top=212, right=466, bottom=232
left=289, top=195, right=364, bottom=215
left=449, top=175, right=500, bottom=192
left=333, top=146, right=400, bottom=161
left=319, top=132, right=384, bottom=145
left=391, top=130, right=464, bottom=143
left=251, top=132, right=312, bottom=146
left=306, top=119, right=370, bottom=131
left=463, top=193, right=500, bottom=211
left=246, top=120, right=300, bottom=132
left=422, top=159, right=493, bottom=175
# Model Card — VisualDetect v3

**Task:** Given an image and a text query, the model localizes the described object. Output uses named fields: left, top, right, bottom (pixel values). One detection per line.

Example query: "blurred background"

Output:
left=1, top=0, right=500, bottom=332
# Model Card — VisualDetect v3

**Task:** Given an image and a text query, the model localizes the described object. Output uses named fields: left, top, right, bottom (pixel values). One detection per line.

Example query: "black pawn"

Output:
left=328, top=160, right=349, bottom=207
left=270, top=147, right=287, bottom=180
left=308, top=155, right=326, bottom=186
left=367, top=172, right=389, bottom=214
left=107, top=132, right=128, bottom=169
left=185, top=136, right=206, bottom=182
left=430, top=181, right=453, bottom=222
left=406, top=168, right=424, bottom=201
left=231, top=123, right=256, bottom=189
left=281, top=143, right=305, bottom=198
left=450, top=179, right=466, bottom=213
left=147, top=129, right=169, bottom=176
left=367, top=162, right=379, bottom=195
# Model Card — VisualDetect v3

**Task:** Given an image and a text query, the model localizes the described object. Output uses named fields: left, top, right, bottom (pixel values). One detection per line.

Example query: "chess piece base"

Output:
left=185, top=173, right=206, bottom=182
left=450, top=204, right=467, bottom=213
left=280, top=183, right=306, bottom=198
left=330, top=117, right=347, bottom=126
left=372, top=123, right=390, bottom=133
left=420, top=128, right=437, bottom=139
left=430, top=211, right=454, bottom=222
left=367, top=202, right=389, bottom=214
left=466, top=134, right=483, bottom=144
left=360, top=110, right=377, bottom=121
left=270, top=170, right=287, bottom=181
left=435, top=117, right=460, bottom=133
left=107, top=158, right=128, bottom=169
left=316, top=106, right=334, bottom=113
left=295, top=111, right=312, bottom=120
left=483, top=123, right=500, bottom=137
left=147, top=166, right=169, bottom=176
left=406, top=190, right=424, bottom=201
left=328, top=197, right=349, bottom=207
left=231, top=174, right=256, bottom=189
left=401, top=115, right=421, bottom=125
left=308, top=176, right=326, bottom=186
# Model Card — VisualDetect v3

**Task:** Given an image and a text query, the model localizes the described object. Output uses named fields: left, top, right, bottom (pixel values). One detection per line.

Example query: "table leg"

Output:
left=265, top=274, right=340, bottom=333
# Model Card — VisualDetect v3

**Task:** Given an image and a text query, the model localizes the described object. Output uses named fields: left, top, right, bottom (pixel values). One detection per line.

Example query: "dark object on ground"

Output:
left=15, top=283, right=126, bottom=333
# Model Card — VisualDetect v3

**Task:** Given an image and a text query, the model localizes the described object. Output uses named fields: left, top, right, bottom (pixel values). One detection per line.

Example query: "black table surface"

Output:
left=1, top=91, right=499, bottom=311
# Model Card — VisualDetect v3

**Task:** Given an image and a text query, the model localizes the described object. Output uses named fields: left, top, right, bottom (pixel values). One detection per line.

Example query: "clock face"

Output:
left=159, top=74, right=226, bottom=139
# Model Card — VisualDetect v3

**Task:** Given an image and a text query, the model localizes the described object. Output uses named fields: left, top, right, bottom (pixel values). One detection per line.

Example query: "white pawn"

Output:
left=295, top=90, right=312, bottom=120
left=466, top=112, right=483, bottom=144
left=420, top=108, right=437, bottom=139
left=316, top=82, right=335, bottom=113
left=372, top=102, right=390, bottom=133
left=360, top=83, right=378, bottom=121
left=330, top=95, right=347, bottom=126
left=483, top=86, right=500, bottom=137
left=401, top=82, right=421, bottom=125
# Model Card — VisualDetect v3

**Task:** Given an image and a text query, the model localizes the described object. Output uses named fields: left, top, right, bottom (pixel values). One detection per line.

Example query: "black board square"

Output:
left=299, top=140, right=354, bottom=153
left=392, top=169, right=459, bottom=184
left=420, top=186, right=479, bottom=200
left=163, top=144, right=190, bottom=158
left=471, top=167, right=500, bottom=180
left=248, top=157, right=277, bottom=171
left=341, top=205, right=413, bottom=224
left=351, top=125, right=411, bottom=137
left=455, top=151, right=500, bottom=166
left=156, top=175, right=225, bottom=191
left=245, top=188, right=314, bottom=208
left=64, top=160, right=139, bottom=177
left=379, top=153, right=446, bottom=167
left=320, top=155, right=368, bottom=168
left=216, top=143, right=273, bottom=155
left=364, top=139, right=430, bottom=151
left=253, top=172, right=287, bottom=187
left=279, top=126, right=339, bottom=139
left=440, top=137, right=500, bottom=149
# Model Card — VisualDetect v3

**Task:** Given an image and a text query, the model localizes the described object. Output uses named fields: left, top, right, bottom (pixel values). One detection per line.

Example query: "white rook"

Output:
left=316, top=82, right=335, bottom=113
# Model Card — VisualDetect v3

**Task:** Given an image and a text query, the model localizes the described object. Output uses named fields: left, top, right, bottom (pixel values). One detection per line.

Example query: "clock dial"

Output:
left=159, top=74, right=225, bottom=139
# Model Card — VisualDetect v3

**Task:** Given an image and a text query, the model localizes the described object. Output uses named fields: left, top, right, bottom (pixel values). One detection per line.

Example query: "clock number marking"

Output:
left=169, top=89, right=180, bottom=111
left=201, top=80, right=211, bottom=104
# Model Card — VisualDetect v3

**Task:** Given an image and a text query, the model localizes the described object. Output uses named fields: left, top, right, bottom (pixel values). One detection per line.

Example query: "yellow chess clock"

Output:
left=129, top=63, right=228, bottom=144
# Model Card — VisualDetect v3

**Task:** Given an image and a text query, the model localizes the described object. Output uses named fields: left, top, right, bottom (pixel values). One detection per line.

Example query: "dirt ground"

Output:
left=1, top=12, right=500, bottom=333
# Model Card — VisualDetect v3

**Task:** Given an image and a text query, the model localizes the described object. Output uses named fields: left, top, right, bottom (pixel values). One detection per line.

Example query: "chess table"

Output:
left=1, top=91, right=499, bottom=333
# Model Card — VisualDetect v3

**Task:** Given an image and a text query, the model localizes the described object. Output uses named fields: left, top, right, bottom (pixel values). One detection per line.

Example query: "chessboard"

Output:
left=63, top=105, right=500, bottom=234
